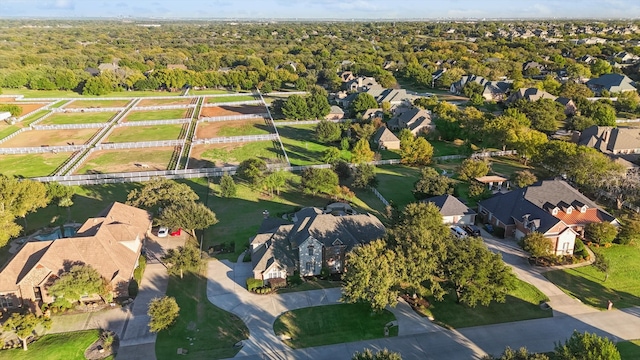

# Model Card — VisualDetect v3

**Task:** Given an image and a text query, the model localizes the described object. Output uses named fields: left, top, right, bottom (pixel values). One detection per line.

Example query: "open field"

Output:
left=0, top=102, right=48, bottom=115
left=375, top=165, right=422, bottom=209
left=0, top=88, right=183, bottom=98
left=65, top=99, right=131, bottom=108
left=200, top=104, right=266, bottom=118
left=205, top=95, right=256, bottom=104
left=0, top=152, right=72, bottom=177
left=106, top=124, right=184, bottom=142
left=76, top=147, right=176, bottom=174
left=137, top=98, right=194, bottom=106
left=125, top=108, right=188, bottom=122
left=0, top=329, right=101, bottom=360
left=0, top=128, right=98, bottom=147
left=20, top=110, right=51, bottom=125
left=545, top=242, right=640, bottom=309
left=277, top=124, right=350, bottom=165
left=191, top=89, right=235, bottom=95
left=195, top=119, right=271, bottom=138
left=273, top=303, right=397, bottom=349
left=41, top=111, right=117, bottom=125
left=188, top=141, right=282, bottom=167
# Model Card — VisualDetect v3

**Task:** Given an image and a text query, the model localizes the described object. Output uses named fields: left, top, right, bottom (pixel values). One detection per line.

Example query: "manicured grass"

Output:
left=67, top=99, right=130, bottom=108
left=156, top=270, right=249, bottom=360
left=374, top=165, right=422, bottom=209
left=0, top=88, right=182, bottom=98
left=191, top=89, right=235, bottom=95
left=21, top=110, right=50, bottom=125
left=0, top=124, right=20, bottom=139
left=431, top=140, right=464, bottom=157
left=427, top=279, right=552, bottom=328
left=378, top=149, right=401, bottom=160
left=216, top=121, right=272, bottom=137
left=41, top=112, right=116, bottom=125
left=277, top=124, right=350, bottom=165
left=273, top=303, right=397, bottom=349
left=206, top=95, right=256, bottom=104
left=0, top=152, right=71, bottom=177
left=196, top=141, right=282, bottom=166
left=76, top=148, right=175, bottom=174
left=618, top=340, right=640, bottom=360
left=276, top=279, right=343, bottom=294
left=544, top=243, right=640, bottom=309
left=126, top=109, right=188, bottom=121
left=0, top=329, right=99, bottom=360
left=107, top=124, right=184, bottom=142
left=488, top=156, right=535, bottom=178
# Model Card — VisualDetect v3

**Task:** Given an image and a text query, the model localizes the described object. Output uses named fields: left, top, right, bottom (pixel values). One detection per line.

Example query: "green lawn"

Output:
left=273, top=303, right=397, bottom=349
left=618, top=340, right=640, bottom=360
left=21, top=110, right=50, bottom=125
left=0, top=88, right=182, bottom=98
left=50, top=100, right=68, bottom=109
left=206, top=95, right=256, bottom=104
left=191, top=89, right=235, bottom=95
left=67, top=99, right=130, bottom=108
left=277, top=124, right=350, bottom=165
left=107, top=124, right=184, bottom=142
left=544, top=243, right=640, bottom=309
left=126, top=109, right=188, bottom=121
left=431, top=140, right=464, bottom=157
left=41, top=112, right=116, bottom=125
left=76, top=148, right=175, bottom=174
left=374, top=165, right=422, bottom=209
left=0, top=329, right=100, bottom=360
left=216, top=120, right=272, bottom=137
left=156, top=269, right=249, bottom=360
left=196, top=141, right=282, bottom=166
left=0, top=153, right=71, bottom=177
left=0, top=124, right=20, bottom=139
left=427, top=279, right=552, bottom=328
left=488, top=156, right=536, bottom=179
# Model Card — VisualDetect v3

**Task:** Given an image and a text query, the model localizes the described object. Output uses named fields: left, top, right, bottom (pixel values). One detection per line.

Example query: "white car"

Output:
left=158, top=227, right=169, bottom=238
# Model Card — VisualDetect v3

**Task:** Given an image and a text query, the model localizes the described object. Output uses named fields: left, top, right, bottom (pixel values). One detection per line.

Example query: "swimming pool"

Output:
left=34, top=226, right=78, bottom=241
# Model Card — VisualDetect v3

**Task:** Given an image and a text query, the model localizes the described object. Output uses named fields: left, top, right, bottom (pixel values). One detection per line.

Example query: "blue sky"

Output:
left=1, top=0, right=640, bottom=19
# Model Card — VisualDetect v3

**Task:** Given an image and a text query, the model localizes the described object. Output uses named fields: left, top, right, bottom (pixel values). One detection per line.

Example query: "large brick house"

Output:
left=0, top=202, right=152, bottom=312
left=250, top=204, right=385, bottom=282
left=478, top=179, right=618, bottom=255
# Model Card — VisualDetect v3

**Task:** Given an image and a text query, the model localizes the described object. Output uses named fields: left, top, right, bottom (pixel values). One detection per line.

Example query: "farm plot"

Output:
left=0, top=152, right=72, bottom=177
left=40, top=111, right=117, bottom=125
left=0, top=102, right=47, bottom=115
left=205, top=95, right=256, bottom=104
left=0, top=128, right=98, bottom=147
left=195, top=119, right=271, bottom=138
left=65, top=99, right=131, bottom=108
left=106, top=124, right=185, bottom=143
left=188, top=141, right=283, bottom=168
left=137, top=98, right=195, bottom=107
left=200, top=104, right=266, bottom=118
left=277, top=124, right=350, bottom=166
left=125, top=108, right=188, bottom=122
left=75, top=147, right=176, bottom=174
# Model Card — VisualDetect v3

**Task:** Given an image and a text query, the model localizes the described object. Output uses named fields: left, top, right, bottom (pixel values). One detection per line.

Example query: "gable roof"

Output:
left=507, top=88, right=557, bottom=103
left=587, top=74, right=637, bottom=92
left=578, top=125, right=640, bottom=153
left=372, top=127, right=400, bottom=144
left=251, top=226, right=295, bottom=275
left=424, top=195, right=476, bottom=217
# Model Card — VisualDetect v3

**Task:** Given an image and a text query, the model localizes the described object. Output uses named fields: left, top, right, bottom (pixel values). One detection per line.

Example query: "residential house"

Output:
left=450, top=74, right=488, bottom=95
left=478, top=179, right=618, bottom=255
left=250, top=204, right=385, bottom=281
left=555, top=97, right=578, bottom=116
left=450, top=75, right=511, bottom=101
left=424, top=195, right=476, bottom=226
left=0, top=202, right=152, bottom=312
left=386, top=107, right=434, bottom=135
left=587, top=74, right=637, bottom=94
left=522, top=61, right=547, bottom=75
left=326, top=106, right=344, bottom=120
left=506, top=87, right=557, bottom=104
left=612, top=51, right=640, bottom=64
left=84, top=67, right=100, bottom=77
left=576, top=55, right=596, bottom=65
left=344, top=76, right=381, bottom=92
left=361, top=108, right=384, bottom=121
left=575, top=125, right=640, bottom=155
left=372, top=126, right=400, bottom=150
left=365, top=88, right=416, bottom=107
left=98, top=62, right=119, bottom=73
left=339, top=71, right=355, bottom=83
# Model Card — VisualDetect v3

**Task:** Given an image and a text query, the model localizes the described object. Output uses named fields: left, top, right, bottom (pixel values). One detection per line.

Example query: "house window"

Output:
left=581, top=205, right=587, bottom=213
left=0, top=295, right=14, bottom=308
left=308, top=246, right=314, bottom=256
left=552, top=208, right=559, bottom=216
left=33, top=287, right=42, bottom=301
left=305, top=262, right=312, bottom=272
left=566, top=207, right=573, bottom=214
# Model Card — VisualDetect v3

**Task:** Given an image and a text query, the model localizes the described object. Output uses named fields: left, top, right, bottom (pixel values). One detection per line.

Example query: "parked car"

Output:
left=450, top=226, right=468, bottom=239
left=157, top=226, right=169, bottom=237
left=484, top=224, right=494, bottom=233
left=464, top=224, right=482, bottom=237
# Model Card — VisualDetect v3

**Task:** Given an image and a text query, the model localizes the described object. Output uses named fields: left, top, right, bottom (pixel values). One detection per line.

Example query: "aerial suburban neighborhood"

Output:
left=1, top=1, right=640, bottom=359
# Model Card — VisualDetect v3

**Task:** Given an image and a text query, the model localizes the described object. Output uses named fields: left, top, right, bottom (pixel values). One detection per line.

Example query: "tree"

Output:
left=0, top=104, right=22, bottom=116
left=342, top=239, right=398, bottom=312
left=457, top=158, right=490, bottom=181
left=352, top=348, right=403, bottom=360
left=554, top=331, right=620, bottom=360
left=559, top=81, right=593, bottom=99
left=511, top=170, right=537, bottom=188
left=0, top=175, right=49, bottom=242
left=512, top=98, right=565, bottom=133
left=162, top=245, right=202, bottom=279
left=236, top=158, right=268, bottom=187
left=593, top=253, right=611, bottom=282
left=462, top=81, right=484, bottom=98
left=617, top=214, right=640, bottom=245
left=351, top=138, right=375, bottom=164
left=350, top=92, right=378, bottom=114
left=263, top=170, right=287, bottom=196
left=219, top=173, right=237, bottom=198
left=82, top=75, right=114, bottom=96
left=523, top=232, right=553, bottom=258
left=322, top=147, right=342, bottom=164
left=126, top=177, right=198, bottom=210
left=597, top=171, right=640, bottom=210
left=3, top=312, right=51, bottom=351
left=281, top=94, right=310, bottom=120
left=315, top=120, right=342, bottom=143
left=148, top=296, right=180, bottom=333
left=412, top=167, right=454, bottom=200
left=353, top=164, right=377, bottom=188
left=468, top=181, right=491, bottom=200
left=159, top=201, right=218, bottom=239
left=590, top=59, right=613, bottom=77
left=567, top=115, right=596, bottom=131
left=351, top=122, right=377, bottom=141
left=306, top=93, right=331, bottom=119
left=49, top=265, right=109, bottom=306
left=483, top=347, right=549, bottom=360
left=506, top=127, right=548, bottom=165
left=47, top=181, right=75, bottom=221
left=582, top=101, right=617, bottom=126
left=443, top=237, right=517, bottom=307
left=400, top=135, right=434, bottom=166
left=585, top=222, right=618, bottom=245
left=301, top=168, right=339, bottom=196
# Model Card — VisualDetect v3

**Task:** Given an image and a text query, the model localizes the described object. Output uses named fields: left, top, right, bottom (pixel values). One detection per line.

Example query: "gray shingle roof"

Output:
left=372, top=127, right=399, bottom=144
left=587, top=74, right=637, bottom=92
left=424, top=195, right=476, bottom=217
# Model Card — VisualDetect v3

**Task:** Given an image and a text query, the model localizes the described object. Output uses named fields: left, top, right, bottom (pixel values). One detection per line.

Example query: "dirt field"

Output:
left=0, top=102, right=47, bottom=116
left=195, top=119, right=268, bottom=139
left=75, top=147, right=176, bottom=174
left=0, top=128, right=98, bottom=147
left=65, top=100, right=131, bottom=109
left=200, top=104, right=266, bottom=118
left=137, top=98, right=195, bottom=107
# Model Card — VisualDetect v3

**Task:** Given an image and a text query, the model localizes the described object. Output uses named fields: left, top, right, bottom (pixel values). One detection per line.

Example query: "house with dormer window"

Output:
left=478, top=179, right=618, bottom=255
left=250, top=203, right=385, bottom=282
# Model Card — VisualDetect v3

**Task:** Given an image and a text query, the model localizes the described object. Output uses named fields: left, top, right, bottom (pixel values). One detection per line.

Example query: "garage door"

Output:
left=515, top=229, right=525, bottom=240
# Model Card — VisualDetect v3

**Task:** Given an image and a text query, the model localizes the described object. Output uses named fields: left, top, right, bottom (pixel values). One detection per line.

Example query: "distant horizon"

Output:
left=1, top=0, right=640, bottom=21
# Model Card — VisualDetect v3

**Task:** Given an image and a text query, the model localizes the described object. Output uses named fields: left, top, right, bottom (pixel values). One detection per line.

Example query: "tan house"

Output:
left=424, top=195, right=476, bottom=226
left=0, top=202, right=152, bottom=312
left=326, top=106, right=345, bottom=120
left=387, top=107, right=434, bottom=135
left=372, top=126, right=400, bottom=150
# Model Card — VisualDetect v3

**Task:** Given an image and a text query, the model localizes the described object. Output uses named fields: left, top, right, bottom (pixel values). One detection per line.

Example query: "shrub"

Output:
left=269, top=277, right=287, bottom=289
left=585, top=222, right=617, bottom=245
left=246, top=278, right=264, bottom=292
left=494, top=227, right=505, bottom=239
left=573, top=238, right=589, bottom=260
left=287, top=272, right=303, bottom=286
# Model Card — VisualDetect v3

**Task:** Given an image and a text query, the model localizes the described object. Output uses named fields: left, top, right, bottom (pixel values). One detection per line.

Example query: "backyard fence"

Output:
left=616, top=118, right=640, bottom=123
left=192, top=134, right=277, bottom=145
left=115, top=118, right=191, bottom=127
left=0, top=144, right=86, bottom=155
left=369, top=186, right=390, bottom=206
left=274, top=119, right=343, bottom=125
left=96, top=140, right=183, bottom=150
left=32, top=123, right=109, bottom=130
left=199, top=114, right=268, bottom=122
left=56, top=148, right=93, bottom=176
